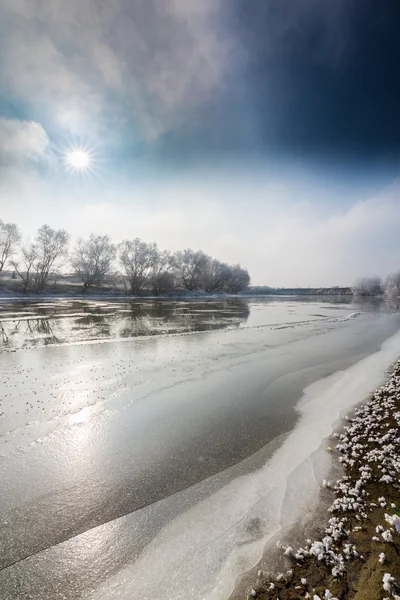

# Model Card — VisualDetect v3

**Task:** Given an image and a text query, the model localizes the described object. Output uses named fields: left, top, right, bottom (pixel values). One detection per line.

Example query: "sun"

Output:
left=64, top=147, right=92, bottom=173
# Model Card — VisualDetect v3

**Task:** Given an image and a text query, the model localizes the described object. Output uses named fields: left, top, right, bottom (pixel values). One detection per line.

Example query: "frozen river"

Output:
left=1, top=297, right=400, bottom=600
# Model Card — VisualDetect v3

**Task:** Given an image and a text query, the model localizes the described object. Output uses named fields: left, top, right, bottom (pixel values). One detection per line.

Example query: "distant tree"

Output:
left=3, top=218, right=254, bottom=296
left=0, top=219, right=21, bottom=273
left=241, top=285, right=274, bottom=295
left=72, top=234, right=116, bottom=289
left=202, top=258, right=231, bottom=293
left=11, top=244, right=37, bottom=292
left=224, top=264, right=250, bottom=294
left=119, top=238, right=160, bottom=295
left=34, top=225, right=69, bottom=291
left=384, top=271, right=400, bottom=299
left=12, top=225, right=69, bottom=291
left=150, top=250, right=175, bottom=295
left=352, top=276, right=382, bottom=297
left=170, top=249, right=209, bottom=291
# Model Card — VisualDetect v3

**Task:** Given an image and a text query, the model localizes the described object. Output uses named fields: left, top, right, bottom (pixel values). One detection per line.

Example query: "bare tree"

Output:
left=0, top=219, right=21, bottom=273
left=3, top=219, right=254, bottom=297
left=150, top=250, right=175, bottom=295
left=224, top=264, right=250, bottom=294
left=352, top=276, right=382, bottom=297
left=119, top=238, right=160, bottom=295
left=11, top=244, right=38, bottom=292
left=202, top=258, right=231, bottom=293
left=33, top=225, right=70, bottom=291
left=12, top=225, right=69, bottom=291
left=72, top=234, right=116, bottom=289
left=170, top=249, right=209, bottom=291
left=384, top=271, right=400, bottom=299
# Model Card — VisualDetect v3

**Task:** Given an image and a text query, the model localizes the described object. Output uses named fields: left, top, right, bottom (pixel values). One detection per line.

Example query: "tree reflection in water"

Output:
left=0, top=299, right=250, bottom=350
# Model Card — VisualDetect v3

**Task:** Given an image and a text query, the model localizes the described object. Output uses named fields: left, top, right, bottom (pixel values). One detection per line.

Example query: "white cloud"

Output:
left=0, top=118, right=50, bottom=164
left=0, top=0, right=236, bottom=140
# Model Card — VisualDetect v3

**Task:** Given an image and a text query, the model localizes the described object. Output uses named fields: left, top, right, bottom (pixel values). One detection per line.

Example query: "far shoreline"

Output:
left=0, top=289, right=355, bottom=303
left=0, top=293, right=354, bottom=301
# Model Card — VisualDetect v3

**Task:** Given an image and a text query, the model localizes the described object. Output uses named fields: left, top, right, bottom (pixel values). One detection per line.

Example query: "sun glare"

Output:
left=65, top=147, right=92, bottom=173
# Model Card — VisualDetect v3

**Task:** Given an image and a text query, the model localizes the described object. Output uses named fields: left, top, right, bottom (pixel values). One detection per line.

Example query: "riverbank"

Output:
left=0, top=284, right=231, bottom=300
left=0, top=274, right=352, bottom=300
left=246, top=360, right=400, bottom=600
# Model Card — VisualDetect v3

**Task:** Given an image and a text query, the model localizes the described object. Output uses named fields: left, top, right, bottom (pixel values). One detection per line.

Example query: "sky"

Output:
left=0, top=0, right=400, bottom=286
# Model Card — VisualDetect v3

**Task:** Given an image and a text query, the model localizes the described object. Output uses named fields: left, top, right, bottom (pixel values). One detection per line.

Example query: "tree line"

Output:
left=352, top=274, right=400, bottom=298
left=0, top=219, right=250, bottom=295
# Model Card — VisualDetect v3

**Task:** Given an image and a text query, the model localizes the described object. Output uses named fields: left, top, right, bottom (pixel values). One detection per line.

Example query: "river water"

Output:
left=1, top=296, right=399, bottom=599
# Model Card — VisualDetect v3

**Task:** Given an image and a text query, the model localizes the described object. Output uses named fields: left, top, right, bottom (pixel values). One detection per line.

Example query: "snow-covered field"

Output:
left=1, top=298, right=400, bottom=599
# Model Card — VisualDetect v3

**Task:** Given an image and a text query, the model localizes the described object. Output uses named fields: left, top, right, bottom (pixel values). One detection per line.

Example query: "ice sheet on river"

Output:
left=82, top=329, right=400, bottom=600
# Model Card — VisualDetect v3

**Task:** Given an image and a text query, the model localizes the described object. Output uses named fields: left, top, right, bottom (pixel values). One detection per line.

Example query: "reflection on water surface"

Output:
left=0, top=299, right=250, bottom=349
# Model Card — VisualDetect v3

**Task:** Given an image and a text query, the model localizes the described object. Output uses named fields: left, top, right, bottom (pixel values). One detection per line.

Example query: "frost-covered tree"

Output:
left=34, top=225, right=69, bottom=291
left=384, top=271, right=400, bottom=299
left=11, top=244, right=37, bottom=292
left=150, top=250, right=175, bottom=295
left=119, top=238, right=160, bottom=295
left=170, top=249, right=209, bottom=291
left=202, top=258, right=231, bottom=293
left=72, top=234, right=116, bottom=289
left=3, top=218, right=253, bottom=296
left=352, top=276, right=382, bottom=297
left=0, top=219, right=21, bottom=273
left=12, top=225, right=69, bottom=291
left=224, top=264, right=250, bottom=294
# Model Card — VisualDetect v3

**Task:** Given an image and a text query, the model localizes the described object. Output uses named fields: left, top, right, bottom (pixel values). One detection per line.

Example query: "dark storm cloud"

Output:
left=160, top=0, right=400, bottom=162
left=230, top=0, right=400, bottom=159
